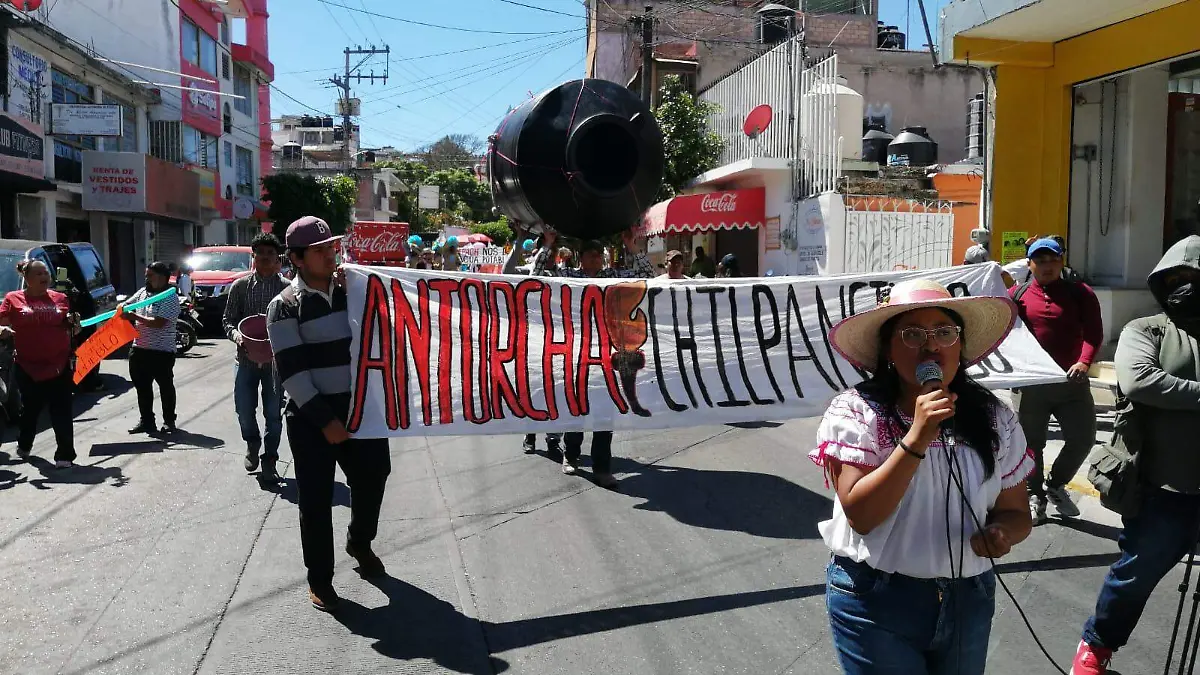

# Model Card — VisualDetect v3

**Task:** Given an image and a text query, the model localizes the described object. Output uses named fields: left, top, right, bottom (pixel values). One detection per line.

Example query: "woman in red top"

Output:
left=0, top=260, right=80, bottom=467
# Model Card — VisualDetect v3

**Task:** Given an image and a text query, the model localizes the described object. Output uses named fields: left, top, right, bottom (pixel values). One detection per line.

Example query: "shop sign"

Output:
left=49, top=103, right=123, bottom=136
left=180, top=63, right=222, bottom=137
left=642, top=187, right=766, bottom=237
left=0, top=111, right=45, bottom=180
left=8, top=34, right=49, bottom=126
left=83, top=151, right=201, bottom=222
left=343, top=221, right=409, bottom=265
left=192, top=167, right=217, bottom=209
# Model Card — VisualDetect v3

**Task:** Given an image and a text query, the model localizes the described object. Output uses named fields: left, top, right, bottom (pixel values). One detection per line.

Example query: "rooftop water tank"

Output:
left=803, top=75, right=864, bottom=161
left=887, top=126, right=938, bottom=166
left=862, top=126, right=894, bottom=165
left=755, top=3, right=795, bottom=45
left=878, top=25, right=906, bottom=49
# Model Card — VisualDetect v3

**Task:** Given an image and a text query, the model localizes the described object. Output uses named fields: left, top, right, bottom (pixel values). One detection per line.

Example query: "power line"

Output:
left=316, top=0, right=581, bottom=35
left=276, top=32, right=580, bottom=75
left=493, top=0, right=586, bottom=20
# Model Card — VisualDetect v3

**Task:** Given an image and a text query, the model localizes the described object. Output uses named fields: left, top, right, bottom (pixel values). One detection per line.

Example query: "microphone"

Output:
left=916, top=360, right=944, bottom=395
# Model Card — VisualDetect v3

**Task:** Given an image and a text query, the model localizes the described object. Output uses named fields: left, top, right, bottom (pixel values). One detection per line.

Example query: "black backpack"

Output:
left=1011, top=267, right=1083, bottom=304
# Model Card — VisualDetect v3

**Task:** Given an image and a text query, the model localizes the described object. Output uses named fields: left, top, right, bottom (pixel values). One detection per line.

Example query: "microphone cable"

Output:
left=940, top=428, right=1070, bottom=675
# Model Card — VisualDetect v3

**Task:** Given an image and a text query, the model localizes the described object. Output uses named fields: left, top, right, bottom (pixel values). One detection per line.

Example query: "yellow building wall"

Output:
left=957, top=0, right=1200, bottom=252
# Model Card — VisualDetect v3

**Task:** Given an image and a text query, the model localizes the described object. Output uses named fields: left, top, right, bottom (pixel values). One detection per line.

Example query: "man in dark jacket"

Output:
left=1071, top=236, right=1200, bottom=675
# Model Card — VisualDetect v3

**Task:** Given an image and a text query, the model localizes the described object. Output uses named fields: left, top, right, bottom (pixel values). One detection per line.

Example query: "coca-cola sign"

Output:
left=700, top=192, right=738, bottom=213
left=344, top=222, right=410, bottom=265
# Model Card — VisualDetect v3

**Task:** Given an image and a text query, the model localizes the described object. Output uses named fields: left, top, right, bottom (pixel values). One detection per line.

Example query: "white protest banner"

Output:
left=344, top=262, right=1065, bottom=438
left=459, top=245, right=507, bottom=267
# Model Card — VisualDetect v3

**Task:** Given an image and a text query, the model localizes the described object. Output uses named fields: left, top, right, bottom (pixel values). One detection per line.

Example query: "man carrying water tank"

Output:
left=224, top=232, right=290, bottom=484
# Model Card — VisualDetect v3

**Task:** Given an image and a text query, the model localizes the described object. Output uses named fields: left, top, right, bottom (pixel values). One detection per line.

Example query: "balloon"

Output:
left=407, top=235, right=423, bottom=247
left=446, top=236, right=458, bottom=248
left=522, top=239, right=535, bottom=252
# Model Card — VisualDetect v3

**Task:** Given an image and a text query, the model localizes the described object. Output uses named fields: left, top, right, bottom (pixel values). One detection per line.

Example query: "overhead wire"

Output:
left=315, top=0, right=581, bottom=35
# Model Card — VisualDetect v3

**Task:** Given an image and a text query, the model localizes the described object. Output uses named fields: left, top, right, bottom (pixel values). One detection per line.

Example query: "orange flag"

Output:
left=73, top=316, right=138, bottom=384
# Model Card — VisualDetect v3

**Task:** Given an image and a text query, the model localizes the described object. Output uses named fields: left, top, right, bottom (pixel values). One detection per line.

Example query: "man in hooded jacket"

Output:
left=1072, top=235, right=1200, bottom=675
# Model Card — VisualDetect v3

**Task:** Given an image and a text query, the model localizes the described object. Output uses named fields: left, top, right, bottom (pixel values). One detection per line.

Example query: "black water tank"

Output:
left=887, top=126, right=938, bottom=166
left=878, top=26, right=906, bottom=49
left=862, top=126, right=894, bottom=165
left=489, top=79, right=664, bottom=239
left=756, top=3, right=795, bottom=44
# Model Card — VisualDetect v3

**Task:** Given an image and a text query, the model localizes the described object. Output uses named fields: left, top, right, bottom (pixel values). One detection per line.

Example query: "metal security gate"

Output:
left=842, top=196, right=954, bottom=273
left=153, top=222, right=187, bottom=266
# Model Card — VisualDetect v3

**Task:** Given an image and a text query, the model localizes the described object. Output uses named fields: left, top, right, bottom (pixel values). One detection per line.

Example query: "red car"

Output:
left=187, top=246, right=254, bottom=326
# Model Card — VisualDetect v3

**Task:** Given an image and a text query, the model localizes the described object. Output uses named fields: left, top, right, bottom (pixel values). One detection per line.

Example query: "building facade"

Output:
left=0, top=0, right=273, bottom=292
left=942, top=0, right=1199, bottom=345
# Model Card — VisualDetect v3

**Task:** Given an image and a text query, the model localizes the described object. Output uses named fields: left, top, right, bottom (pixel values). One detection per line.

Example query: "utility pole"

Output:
left=632, top=5, right=654, bottom=105
left=329, top=45, right=390, bottom=171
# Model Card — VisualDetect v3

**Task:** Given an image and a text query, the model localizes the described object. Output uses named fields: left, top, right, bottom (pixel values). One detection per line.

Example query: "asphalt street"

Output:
left=0, top=340, right=1184, bottom=674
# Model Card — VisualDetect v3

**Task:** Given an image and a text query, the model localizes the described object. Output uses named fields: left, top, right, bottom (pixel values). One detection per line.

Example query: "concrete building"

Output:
left=587, top=1, right=983, bottom=164
left=271, top=114, right=359, bottom=172
left=0, top=0, right=274, bottom=291
left=941, top=0, right=1200, bottom=346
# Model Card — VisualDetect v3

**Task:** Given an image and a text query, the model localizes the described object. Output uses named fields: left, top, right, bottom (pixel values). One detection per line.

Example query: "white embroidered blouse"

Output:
left=809, top=388, right=1035, bottom=579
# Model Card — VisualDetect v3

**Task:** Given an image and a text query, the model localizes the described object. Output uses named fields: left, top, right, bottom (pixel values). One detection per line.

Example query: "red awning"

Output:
left=641, top=187, right=766, bottom=237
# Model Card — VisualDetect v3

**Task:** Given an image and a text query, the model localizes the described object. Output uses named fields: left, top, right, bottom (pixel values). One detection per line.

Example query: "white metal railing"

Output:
left=842, top=196, right=954, bottom=273
left=699, top=38, right=798, bottom=167
left=698, top=47, right=841, bottom=198
left=798, top=54, right=841, bottom=198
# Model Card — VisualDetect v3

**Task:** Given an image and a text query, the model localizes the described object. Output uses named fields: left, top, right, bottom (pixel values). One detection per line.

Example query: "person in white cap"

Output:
left=811, top=278, right=1034, bottom=675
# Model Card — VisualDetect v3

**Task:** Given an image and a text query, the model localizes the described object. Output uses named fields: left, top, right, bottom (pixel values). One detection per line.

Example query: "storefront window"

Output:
left=103, top=93, right=139, bottom=153
left=182, top=126, right=218, bottom=168
left=52, top=69, right=95, bottom=183
left=235, top=146, right=255, bottom=196
left=233, top=67, right=253, bottom=115
left=182, top=19, right=200, bottom=67
left=1168, top=67, right=1200, bottom=244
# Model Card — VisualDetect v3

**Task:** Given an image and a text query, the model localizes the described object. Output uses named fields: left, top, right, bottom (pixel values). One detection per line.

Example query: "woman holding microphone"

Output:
left=811, top=278, right=1035, bottom=674
left=0, top=260, right=80, bottom=468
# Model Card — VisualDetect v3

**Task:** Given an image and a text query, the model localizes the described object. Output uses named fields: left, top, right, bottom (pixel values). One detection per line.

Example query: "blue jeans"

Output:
left=1083, top=488, right=1200, bottom=651
left=234, top=361, right=282, bottom=459
left=827, top=556, right=996, bottom=674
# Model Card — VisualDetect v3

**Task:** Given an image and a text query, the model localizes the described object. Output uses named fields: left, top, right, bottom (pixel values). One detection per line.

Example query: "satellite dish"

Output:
left=233, top=197, right=255, bottom=220
left=743, top=105, right=773, bottom=139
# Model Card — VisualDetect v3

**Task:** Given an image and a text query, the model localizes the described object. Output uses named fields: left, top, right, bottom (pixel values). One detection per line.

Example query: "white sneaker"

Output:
left=1046, top=485, right=1081, bottom=518
left=1030, top=495, right=1048, bottom=524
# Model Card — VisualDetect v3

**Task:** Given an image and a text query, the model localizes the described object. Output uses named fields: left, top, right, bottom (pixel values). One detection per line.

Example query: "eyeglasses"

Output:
left=899, top=325, right=962, bottom=349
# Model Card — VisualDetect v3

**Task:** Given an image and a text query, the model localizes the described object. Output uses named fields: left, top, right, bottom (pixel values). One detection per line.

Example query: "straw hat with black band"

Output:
left=828, top=278, right=1018, bottom=372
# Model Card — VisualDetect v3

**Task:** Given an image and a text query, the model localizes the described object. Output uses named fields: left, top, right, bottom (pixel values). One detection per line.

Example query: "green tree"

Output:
left=655, top=74, right=725, bottom=200
left=469, top=216, right=514, bottom=246
left=262, top=173, right=359, bottom=239
left=421, top=134, right=483, bottom=172
left=429, top=169, right=492, bottom=222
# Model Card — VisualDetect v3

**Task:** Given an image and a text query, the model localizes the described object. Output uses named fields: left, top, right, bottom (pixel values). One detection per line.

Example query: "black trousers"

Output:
left=128, top=347, right=176, bottom=425
left=15, top=366, right=75, bottom=462
left=563, top=431, right=612, bottom=473
left=288, top=414, right=391, bottom=588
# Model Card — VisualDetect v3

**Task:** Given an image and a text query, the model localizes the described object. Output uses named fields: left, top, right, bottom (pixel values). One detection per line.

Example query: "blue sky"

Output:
left=267, top=0, right=949, bottom=151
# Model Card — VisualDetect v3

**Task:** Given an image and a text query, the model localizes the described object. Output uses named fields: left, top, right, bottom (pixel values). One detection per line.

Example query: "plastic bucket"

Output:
left=238, top=314, right=274, bottom=365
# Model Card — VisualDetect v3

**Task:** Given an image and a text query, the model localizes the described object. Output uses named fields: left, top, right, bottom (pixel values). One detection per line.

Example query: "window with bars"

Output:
left=222, top=54, right=231, bottom=80
left=233, top=67, right=253, bottom=115
left=150, top=120, right=183, bottom=163
left=235, top=146, right=255, bottom=196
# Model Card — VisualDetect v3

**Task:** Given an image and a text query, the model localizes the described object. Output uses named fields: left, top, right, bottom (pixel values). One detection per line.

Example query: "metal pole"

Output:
left=640, top=5, right=653, bottom=104
left=343, top=48, right=352, bottom=171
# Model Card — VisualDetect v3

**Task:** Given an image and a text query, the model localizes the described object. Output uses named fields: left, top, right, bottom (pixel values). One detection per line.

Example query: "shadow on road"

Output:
left=609, top=456, right=832, bottom=539
left=270, top=476, right=351, bottom=508
left=25, top=456, right=127, bottom=489
left=334, top=574, right=510, bottom=674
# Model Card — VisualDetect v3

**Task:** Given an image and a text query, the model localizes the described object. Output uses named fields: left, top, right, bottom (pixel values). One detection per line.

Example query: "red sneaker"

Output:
left=1071, top=640, right=1112, bottom=675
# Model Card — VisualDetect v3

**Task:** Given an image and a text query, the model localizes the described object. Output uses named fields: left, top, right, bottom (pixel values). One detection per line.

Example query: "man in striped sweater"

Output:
left=266, top=216, right=391, bottom=613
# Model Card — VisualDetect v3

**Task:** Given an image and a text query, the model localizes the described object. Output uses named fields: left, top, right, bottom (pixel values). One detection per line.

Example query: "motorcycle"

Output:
left=176, top=297, right=202, bottom=355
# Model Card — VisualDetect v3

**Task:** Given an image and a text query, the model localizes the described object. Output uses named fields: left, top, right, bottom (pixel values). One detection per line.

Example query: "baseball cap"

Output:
left=285, top=216, right=341, bottom=249
left=1027, top=237, right=1064, bottom=258
left=665, top=249, right=685, bottom=262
